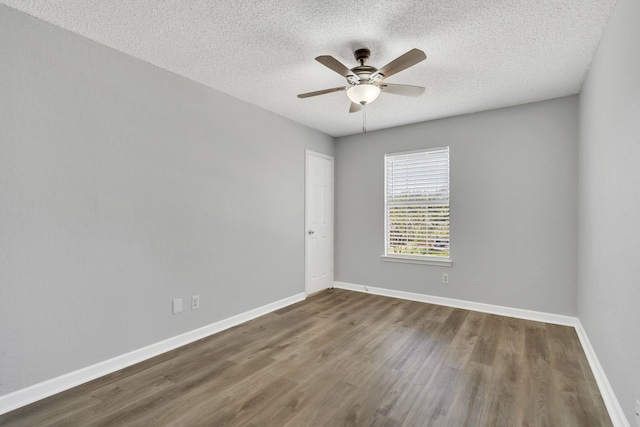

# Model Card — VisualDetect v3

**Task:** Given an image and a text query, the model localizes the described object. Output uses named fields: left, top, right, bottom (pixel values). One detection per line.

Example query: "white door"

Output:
left=305, top=150, right=334, bottom=296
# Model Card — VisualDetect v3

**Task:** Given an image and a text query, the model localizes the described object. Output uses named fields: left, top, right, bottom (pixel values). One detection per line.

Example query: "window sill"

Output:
left=381, top=255, right=453, bottom=266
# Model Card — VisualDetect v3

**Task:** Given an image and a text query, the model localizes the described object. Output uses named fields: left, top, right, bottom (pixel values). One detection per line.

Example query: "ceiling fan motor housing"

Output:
left=350, top=65, right=377, bottom=82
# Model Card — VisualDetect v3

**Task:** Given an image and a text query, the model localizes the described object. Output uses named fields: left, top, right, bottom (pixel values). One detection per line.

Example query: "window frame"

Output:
left=381, top=147, right=452, bottom=266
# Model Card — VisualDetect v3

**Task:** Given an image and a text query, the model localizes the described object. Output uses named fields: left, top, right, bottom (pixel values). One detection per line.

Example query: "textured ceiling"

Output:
left=3, top=0, right=616, bottom=137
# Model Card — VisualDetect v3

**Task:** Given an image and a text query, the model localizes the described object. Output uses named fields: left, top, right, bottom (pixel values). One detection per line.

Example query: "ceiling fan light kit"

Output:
left=347, top=84, right=381, bottom=105
left=298, top=47, right=427, bottom=113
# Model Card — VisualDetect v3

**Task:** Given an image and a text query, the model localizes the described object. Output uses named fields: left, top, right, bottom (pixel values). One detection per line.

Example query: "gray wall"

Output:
left=335, top=97, right=579, bottom=315
left=0, top=5, right=333, bottom=396
left=578, top=0, right=640, bottom=422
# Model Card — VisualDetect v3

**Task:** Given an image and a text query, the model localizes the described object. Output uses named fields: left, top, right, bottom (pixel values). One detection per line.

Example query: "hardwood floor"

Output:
left=0, top=289, right=612, bottom=426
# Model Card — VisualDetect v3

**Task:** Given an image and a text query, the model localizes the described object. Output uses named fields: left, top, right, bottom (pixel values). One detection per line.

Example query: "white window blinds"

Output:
left=384, top=147, right=450, bottom=260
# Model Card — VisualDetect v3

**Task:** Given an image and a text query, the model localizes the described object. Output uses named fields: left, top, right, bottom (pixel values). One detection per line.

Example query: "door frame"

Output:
left=304, top=150, right=334, bottom=296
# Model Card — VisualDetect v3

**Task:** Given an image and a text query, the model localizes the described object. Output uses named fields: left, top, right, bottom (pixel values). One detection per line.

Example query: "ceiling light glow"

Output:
left=347, top=84, right=381, bottom=105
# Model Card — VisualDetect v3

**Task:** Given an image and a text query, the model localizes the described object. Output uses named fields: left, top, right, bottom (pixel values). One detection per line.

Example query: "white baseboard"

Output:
left=573, top=320, right=629, bottom=427
left=333, top=281, right=577, bottom=326
left=0, top=292, right=305, bottom=416
left=333, top=281, right=629, bottom=427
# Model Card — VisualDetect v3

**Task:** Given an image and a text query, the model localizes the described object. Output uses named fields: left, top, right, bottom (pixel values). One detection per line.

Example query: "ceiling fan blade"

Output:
left=379, top=83, right=425, bottom=97
left=316, top=55, right=357, bottom=79
left=297, top=86, right=347, bottom=98
left=375, top=48, right=426, bottom=79
left=349, top=102, right=363, bottom=113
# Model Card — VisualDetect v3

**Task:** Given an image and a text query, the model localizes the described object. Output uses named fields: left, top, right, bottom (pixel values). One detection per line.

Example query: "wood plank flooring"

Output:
left=0, top=289, right=612, bottom=426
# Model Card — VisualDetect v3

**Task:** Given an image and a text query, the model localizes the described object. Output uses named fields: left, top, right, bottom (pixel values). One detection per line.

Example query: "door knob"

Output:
left=308, top=230, right=315, bottom=235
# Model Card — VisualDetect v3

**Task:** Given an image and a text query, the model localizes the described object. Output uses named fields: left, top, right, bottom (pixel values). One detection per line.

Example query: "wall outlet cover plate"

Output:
left=172, top=298, right=183, bottom=314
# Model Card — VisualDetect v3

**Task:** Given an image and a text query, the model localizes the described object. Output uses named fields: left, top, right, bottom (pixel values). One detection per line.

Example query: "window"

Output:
left=383, top=147, right=451, bottom=265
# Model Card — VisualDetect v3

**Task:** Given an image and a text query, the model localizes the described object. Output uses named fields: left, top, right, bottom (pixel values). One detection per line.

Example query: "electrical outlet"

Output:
left=191, top=295, right=200, bottom=310
left=172, top=298, right=182, bottom=314
left=635, top=398, right=640, bottom=426
left=442, top=273, right=449, bottom=284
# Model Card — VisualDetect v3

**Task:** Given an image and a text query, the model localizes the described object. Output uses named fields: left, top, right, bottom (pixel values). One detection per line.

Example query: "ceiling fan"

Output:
left=297, top=48, right=426, bottom=113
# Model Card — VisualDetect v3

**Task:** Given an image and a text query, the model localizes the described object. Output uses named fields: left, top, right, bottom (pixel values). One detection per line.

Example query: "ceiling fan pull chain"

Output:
left=363, top=104, right=367, bottom=134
